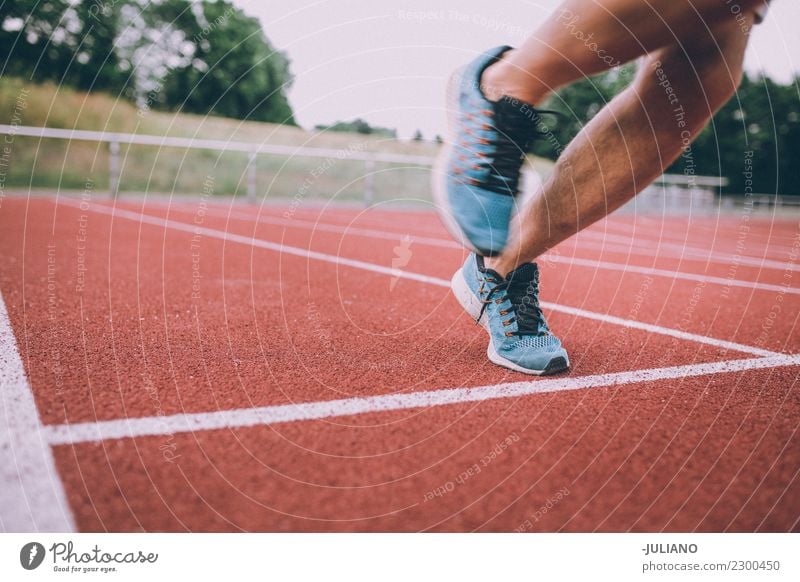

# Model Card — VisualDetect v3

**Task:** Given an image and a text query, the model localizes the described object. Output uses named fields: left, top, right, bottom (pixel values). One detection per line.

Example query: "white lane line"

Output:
left=601, top=215, right=783, bottom=241
left=60, top=199, right=447, bottom=288
left=224, top=208, right=461, bottom=249
left=154, top=204, right=800, bottom=274
left=59, top=198, right=780, bottom=358
left=538, top=303, right=779, bottom=358
left=137, top=202, right=800, bottom=292
left=572, top=229, right=800, bottom=273
left=595, top=223, right=792, bottom=261
left=107, top=199, right=800, bottom=273
left=0, top=292, right=76, bottom=532
left=216, top=206, right=798, bottom=294
left=44, top=354, right=800, bottom=445
left=114, top=197, right=796, bottom=255
left=547, top=256, right=800, bottom=296
left=272, top=210, right=799, bottom=272
left=246, top=208, right=800, bottom=274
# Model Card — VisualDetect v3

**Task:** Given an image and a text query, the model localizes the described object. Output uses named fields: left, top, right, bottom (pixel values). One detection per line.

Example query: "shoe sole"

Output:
left=451, top=268, right=570, bottom=376
left=432, top=68, right=493, bottom=257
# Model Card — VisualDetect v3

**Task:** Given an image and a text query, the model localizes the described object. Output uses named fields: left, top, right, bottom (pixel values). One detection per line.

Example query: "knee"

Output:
left=702, top=53, right=744, bottom=109
left=694, top=21, right=752, bottom=109
left=650, top=13, right=753, bottom=112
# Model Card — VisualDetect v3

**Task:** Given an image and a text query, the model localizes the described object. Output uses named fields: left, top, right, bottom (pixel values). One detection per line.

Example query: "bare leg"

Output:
left=486, top=12, right=754, bottom=276
left=482, top=0, right=763, bottom=105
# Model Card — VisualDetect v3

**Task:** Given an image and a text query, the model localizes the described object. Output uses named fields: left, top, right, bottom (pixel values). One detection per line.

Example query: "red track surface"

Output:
left=1, top=195, right=798, bottom=532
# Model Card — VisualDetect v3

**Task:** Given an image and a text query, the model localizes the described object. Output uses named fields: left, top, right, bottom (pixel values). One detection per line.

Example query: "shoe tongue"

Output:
left=493, top=96, right=541, bottom=128
left=505, top=262, right=543, bottom=335
left=506, top=262, right=538, bottom=283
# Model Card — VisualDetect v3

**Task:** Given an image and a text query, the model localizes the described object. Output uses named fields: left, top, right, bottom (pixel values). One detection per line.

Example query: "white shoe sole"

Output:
left=451, top=268, right=569, bottom=376
left=431, top=67, right=486, bottom=256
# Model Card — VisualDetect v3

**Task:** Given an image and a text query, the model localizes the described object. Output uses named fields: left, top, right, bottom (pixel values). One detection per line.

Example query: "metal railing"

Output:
left=0, top=124, right=434, bottom=203
left=1, top=124, right=728, bottom=203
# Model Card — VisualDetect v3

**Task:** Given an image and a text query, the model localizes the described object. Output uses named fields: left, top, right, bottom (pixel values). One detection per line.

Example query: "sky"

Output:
left=235, top=0, right=799, bottom=138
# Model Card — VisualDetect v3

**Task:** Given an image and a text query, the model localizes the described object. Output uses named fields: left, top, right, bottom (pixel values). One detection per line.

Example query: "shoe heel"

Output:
left=450, top=269, right=483, bottom=323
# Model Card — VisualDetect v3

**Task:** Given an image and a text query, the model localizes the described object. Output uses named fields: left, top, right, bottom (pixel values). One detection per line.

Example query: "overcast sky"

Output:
left=235, top=0, right=799, bottom=138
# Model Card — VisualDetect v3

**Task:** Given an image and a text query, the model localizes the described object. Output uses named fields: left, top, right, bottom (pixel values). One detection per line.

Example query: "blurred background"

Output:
left=1, top=0, right=798, bottom=209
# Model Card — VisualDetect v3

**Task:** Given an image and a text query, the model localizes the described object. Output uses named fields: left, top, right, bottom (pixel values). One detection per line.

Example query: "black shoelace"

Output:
left=476, top=101, right=558, bottom=196
left=477, top=265, right=546, bottom=337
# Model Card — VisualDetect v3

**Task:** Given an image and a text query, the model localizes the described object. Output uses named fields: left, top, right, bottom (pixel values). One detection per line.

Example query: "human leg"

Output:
left=486, top=12, right=754, bottom=276
left=482, top=0, right=763, bottom=105
left=433, top=0, right=761, bottom=258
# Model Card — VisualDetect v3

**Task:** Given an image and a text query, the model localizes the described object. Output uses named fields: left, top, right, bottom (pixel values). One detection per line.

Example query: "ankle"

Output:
left=484, top=255, right=514, bottom=278
left=481, top=53, right=549, bottom=105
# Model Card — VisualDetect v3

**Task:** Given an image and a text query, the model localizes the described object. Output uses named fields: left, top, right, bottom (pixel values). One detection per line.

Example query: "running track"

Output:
left=1, top=194, right=798, bottom=532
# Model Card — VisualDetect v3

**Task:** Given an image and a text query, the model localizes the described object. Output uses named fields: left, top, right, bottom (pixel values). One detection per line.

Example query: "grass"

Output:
left=1, top=77, right=553, bottom=204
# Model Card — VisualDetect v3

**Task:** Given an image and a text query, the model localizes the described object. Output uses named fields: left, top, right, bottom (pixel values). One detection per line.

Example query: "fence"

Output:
left=0, top=124, right=435, bottom=204
left=1, top=124, right=731, bottom=205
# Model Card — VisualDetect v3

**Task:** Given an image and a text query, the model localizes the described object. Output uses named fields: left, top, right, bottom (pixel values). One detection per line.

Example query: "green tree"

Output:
left=67, top=1, right=127, bottom=92
left=154, top=0, right=296, bottom=124
left=533, top=65, right=799, bottom=196
left=0, top=1, right=125, bottom=91
left=1, top=1, right=296, bottom=125
left=529, top=64, right=636, bottom=160
left=1, top=1, right=69, bottom=80
left=315, top=118, right=397, bottom=138
left=670, top=74, right=800, bottom=196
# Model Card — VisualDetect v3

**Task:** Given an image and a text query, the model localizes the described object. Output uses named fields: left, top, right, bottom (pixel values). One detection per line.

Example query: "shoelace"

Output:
left=459, top=103, right=558, bottom=196
left=476, top=268, right=547, bottom=337
left=480, top=128, right=534, bottom=194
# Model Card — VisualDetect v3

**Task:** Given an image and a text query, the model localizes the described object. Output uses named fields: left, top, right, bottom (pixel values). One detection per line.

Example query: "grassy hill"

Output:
left=1, top=78, right=552, bottom=203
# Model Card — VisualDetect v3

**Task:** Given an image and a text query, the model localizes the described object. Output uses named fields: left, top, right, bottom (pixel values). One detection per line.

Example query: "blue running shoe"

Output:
left=451, top=253, right=569, bottom=375
left=433, top=46, right=547, bottom=256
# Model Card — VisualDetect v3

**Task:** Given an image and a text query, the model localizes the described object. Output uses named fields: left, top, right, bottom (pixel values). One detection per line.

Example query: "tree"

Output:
left=68, top=1, right=127, bottom=92
left=529, top=63, right=636, bottom=161
left=1, top=1, right=297, bottom=125
left=315, top=118, right=397, bottom=138
left=151, top=0, right=295, bottom=124
left=669, top=74, right=800, bottom=196
left=0, top=1, right=125, bottom=91
left=1, top=1, right=68, bottom=80
left=533, top=65, right=800, bottom=196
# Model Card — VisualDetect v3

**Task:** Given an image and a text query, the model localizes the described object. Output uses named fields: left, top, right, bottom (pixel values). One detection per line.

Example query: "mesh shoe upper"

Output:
left=452, top=95, right=545, bottom=197
left=439, top=46, right=554, bottom=256
left=461, top=254, right=567, bottom=371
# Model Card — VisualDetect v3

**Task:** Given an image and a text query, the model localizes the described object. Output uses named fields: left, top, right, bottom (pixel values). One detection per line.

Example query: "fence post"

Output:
left=247, top=148, right=257, bottom=201
left=364, top=157, right=375, bottom=207
left=108, top=141, right=120, bottom=198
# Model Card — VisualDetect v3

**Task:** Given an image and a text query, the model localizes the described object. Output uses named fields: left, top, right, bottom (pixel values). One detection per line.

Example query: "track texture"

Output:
left=1, top=196, right=798, bottom=532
